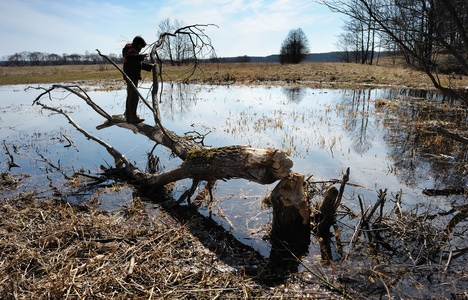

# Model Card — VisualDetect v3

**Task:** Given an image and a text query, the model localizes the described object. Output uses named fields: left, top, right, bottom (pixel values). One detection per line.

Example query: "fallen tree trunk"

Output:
left=97, top=115, right=293, bottom=186
left=431, top=122, right=468, bottom=144
left=423, top=188, right=467, bottom=196
left=143, top=146, right=293, bottom=186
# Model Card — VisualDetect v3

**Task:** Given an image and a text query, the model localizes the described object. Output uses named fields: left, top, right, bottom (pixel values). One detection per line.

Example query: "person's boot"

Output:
left=128, top=115, right=145, bottom=123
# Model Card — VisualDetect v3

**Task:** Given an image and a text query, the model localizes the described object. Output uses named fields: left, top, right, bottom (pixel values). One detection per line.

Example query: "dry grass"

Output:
left=0, top=180, right=336, bottom=299
left=0, top=194, right=251, bottom=299
left=182, top=61, right=441, bottom=89
left=0, top=64, right=121, bottom=85
left=2, top=61, right=468, bottom=90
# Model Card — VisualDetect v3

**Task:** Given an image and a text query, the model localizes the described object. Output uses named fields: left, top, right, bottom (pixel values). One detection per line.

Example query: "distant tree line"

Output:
left=0, top=50, right=347, bottom=67
left=1, top=51, right=121, bottom=67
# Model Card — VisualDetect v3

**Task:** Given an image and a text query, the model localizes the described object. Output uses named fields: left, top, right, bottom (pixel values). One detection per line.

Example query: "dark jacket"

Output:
left=122, top=43, right=146, bottom=80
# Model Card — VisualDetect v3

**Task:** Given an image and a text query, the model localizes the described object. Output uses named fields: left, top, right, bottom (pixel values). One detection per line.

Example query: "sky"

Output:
left=0, top=0, right=345, bottom=59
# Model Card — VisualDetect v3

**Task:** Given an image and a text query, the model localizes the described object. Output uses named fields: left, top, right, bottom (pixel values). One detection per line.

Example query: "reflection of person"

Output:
left=122, top=36, right=152, bottom=123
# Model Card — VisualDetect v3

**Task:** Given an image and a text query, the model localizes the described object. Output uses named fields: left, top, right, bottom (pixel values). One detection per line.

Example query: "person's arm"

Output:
left=125, top=48, right=146, bottom=63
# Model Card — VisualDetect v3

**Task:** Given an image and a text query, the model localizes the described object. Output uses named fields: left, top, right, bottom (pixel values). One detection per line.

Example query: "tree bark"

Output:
left=312, top=186, right=338, bottom=262
left=265, top=173, right=310, bottom=240
left=97, top=115, right=293, bottom=186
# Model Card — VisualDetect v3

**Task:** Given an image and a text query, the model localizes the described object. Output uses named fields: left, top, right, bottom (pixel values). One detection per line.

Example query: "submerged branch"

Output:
left=2, top=140, right=20, bottom=170
left=431, top=122, right=468, bottom=144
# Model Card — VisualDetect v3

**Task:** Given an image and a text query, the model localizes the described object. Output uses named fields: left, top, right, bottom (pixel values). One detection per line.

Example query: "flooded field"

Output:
left=1, top=82, right=467, bottom=298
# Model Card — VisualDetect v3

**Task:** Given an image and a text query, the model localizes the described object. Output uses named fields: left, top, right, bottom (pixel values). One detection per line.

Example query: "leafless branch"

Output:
left=3, top=140, right=20, bottom=170
left=34, top=100, right=134, bottom=171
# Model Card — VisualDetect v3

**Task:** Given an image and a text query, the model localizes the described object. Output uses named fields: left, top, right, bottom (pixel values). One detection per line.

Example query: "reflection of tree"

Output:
left=159, top=83, right=197, bottom=120
left=338, top=89, right=373, bottom=154
left=281, top=87, right=306, bottom=103
left=376, top=89, right=468, bottom=189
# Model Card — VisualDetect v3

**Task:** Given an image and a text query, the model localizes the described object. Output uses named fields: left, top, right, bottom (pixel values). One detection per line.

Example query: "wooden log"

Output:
left=312, top=186, right=338, bottom=263
left=97, top=116, right=294, bottom=186
left=431, top=122, right=468, bottom=144
left=423, top=188, right=467, bottom=196
left=313, top=186, right=338, bottom=238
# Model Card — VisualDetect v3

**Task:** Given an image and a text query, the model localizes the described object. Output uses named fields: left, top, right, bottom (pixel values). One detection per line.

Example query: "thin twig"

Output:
left=367, top=188, right=387, bottom=222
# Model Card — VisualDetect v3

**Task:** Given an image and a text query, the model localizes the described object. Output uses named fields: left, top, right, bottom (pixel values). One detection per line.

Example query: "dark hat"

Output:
left=132, top=36, right=147, bottom=47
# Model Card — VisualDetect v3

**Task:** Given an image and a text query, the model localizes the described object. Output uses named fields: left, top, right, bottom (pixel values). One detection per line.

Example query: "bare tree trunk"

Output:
left=97, top=115, right=293, bottom=186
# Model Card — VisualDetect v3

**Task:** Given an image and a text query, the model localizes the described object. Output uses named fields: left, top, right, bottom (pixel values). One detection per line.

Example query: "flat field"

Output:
left=2, top=61, right=467, bottom=90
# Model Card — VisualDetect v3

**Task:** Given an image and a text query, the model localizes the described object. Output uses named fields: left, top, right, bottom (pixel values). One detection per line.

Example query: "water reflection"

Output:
left=375, top=89, right=468, bottom=189
left=337, top=89, right=373, bottom=154
left=324, top=87, right=468, bottom=192
left=159, top=83, right=198, bottom=120
left=152, top=83, right=468, bottom=203
left=2, top=84, right=466, bottom=226
left=281, top=87, right=306, bottom=103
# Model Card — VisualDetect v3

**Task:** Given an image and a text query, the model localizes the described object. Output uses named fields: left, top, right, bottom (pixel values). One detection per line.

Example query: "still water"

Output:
left=1, top=83, right=466, bottom=256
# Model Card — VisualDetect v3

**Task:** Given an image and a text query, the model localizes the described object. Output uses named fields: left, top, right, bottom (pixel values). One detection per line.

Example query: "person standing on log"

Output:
left=122, top=36, right=153, bottom=123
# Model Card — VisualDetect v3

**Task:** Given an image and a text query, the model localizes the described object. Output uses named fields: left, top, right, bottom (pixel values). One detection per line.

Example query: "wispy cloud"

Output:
left=0, top=0, right=343, bottom=58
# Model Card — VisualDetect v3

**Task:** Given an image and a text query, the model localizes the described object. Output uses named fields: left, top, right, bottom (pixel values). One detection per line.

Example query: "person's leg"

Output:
left=125, top=78, right=143, bottom=122
left=124, top=80, right=132, bottom=120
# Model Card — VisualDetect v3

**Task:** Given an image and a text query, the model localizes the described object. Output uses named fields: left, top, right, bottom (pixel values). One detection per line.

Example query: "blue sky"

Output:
left=0, top=0, right=344, bottom=59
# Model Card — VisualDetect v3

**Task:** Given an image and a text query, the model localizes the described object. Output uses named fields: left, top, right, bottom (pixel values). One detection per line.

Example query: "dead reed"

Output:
left=0, top=184, right=338, bottom=299
left=2, top=61, right=467, bottom=90
left=1, top=194, right=241, bottom=298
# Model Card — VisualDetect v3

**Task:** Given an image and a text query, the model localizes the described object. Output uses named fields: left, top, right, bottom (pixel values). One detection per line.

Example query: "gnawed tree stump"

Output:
left=311, top=168, right=349, bottom=263
left=264, top=173, right=310, bottom=240
left=264, top=173, right=310, bottom=271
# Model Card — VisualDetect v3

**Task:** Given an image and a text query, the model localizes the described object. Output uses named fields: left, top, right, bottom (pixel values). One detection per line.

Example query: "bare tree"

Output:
left=7, top=52, right=26, bottom=66
left=47, top=53, right=62, bottom=65
left=157, top=18, right=193, bottom=66
left=335, top=32, right=354, bottom=62
left=28, top=52, right=44, bottom=66
left=336, top=18, right=377, bottom=64
left=316, top=0, right=468, bottom=105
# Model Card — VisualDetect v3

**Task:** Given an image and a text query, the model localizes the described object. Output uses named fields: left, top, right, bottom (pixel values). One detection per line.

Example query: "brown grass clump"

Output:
left=0, top=195, right=252, bottom=299
left=0, top=192, right=337, bottom=299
